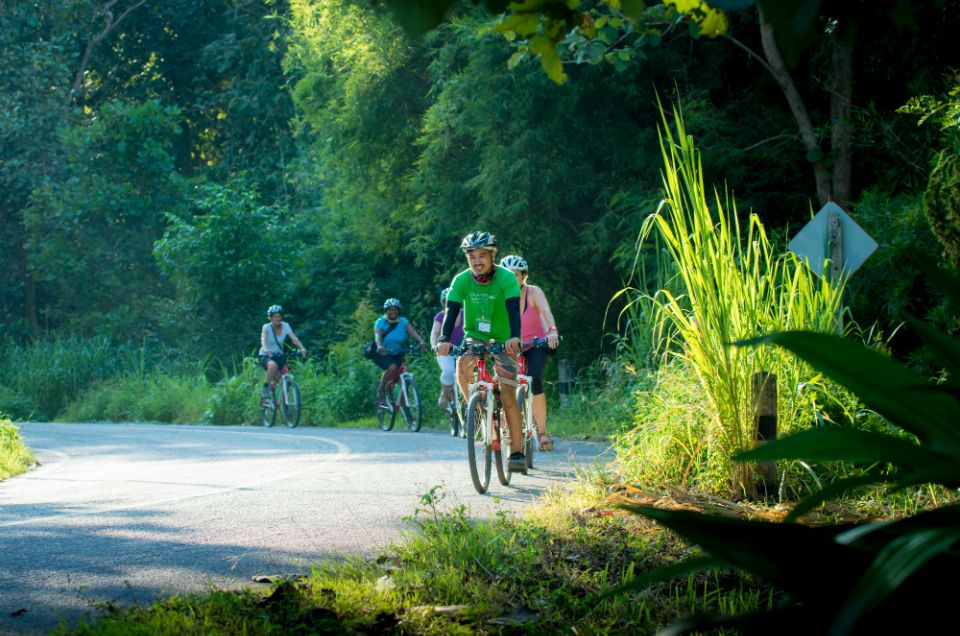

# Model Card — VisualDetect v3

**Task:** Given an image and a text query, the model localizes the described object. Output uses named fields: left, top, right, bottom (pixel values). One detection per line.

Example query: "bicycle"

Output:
left=376, top=345, right=422, bottom=432
left=515, top=337, right=555, bottom=470
left=446, top=377, right=466, bottom=438
left=260, top=350, right=304, bottom=428
left=451, top=341, right=519, bottom=494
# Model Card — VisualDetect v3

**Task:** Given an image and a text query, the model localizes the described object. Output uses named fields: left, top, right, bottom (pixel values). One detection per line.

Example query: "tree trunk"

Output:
left=830, top=29, right=854, bottom=207
left=758, top=8, right=832, bottom=206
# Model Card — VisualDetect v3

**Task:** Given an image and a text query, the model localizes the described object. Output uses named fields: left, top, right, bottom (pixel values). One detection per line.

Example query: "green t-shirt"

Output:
left=447, top=265, right=521, bottom=343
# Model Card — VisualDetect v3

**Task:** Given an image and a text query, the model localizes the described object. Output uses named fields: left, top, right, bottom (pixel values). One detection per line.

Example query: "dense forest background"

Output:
left=2, top=0, right=958, bottom=375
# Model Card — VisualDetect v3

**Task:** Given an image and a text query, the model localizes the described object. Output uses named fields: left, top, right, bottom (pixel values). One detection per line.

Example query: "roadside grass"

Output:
left=58, top=478, right=775, bottom=635
left=0, top=418, right=35, bottom=480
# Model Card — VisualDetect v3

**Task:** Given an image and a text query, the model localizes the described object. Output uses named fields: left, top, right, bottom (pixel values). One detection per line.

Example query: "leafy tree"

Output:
left=24, top=100, right=188, bottom=337
left=154, top=182, right=303, bottom=359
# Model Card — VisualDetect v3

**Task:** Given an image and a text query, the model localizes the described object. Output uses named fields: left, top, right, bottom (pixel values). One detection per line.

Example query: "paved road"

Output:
left=0, top=422, right=608, bottom=634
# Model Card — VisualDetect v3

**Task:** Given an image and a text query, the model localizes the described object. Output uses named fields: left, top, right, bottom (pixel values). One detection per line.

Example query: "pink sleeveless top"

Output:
left=520, top=287, right=545, bottom=342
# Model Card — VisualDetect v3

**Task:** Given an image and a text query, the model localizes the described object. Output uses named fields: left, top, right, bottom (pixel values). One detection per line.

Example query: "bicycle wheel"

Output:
left=377, top=385, right=397, bottom=431
left=401, top=377, right=423, bottom=432
left=281, top=376, right=301, bottom=428
left=517, top=385, right=534, bottom=469
left=465, top=392, right=491, bottom=494
left=260, top=392, right=277, bottom=428
left=494, top=405, right=512, bottom=486
left=447, top=402, right=459, bottom=437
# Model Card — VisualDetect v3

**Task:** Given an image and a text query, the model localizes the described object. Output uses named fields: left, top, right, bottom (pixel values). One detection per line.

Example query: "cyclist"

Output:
left=436, top=231, right=526, bottom=471
left=372, top=298, right=427, bottom=406
left=259, top=304, right=307, bottom=400
left=500, top=255, right=560, bottom=451
left=430, top=287, right=464, bottom=410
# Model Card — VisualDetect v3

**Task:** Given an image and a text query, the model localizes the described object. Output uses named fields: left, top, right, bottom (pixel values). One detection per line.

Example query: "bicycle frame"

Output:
left=384, top=360, right=415, bottom=413
left=516, top=348, right=536, bottom=447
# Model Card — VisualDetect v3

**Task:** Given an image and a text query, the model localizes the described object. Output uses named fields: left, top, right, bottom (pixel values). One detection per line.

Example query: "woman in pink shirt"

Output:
left=500, top=255, right=559, bottom=450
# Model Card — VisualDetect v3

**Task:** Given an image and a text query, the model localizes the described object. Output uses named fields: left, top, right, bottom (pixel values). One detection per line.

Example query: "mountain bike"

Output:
left=376, top=346, right=422, bottom=432
left=451, top=341, right=518, bottom=494
left=261, top=350, right=303, bottom=428
left=515, top=337, right=554, bottom=469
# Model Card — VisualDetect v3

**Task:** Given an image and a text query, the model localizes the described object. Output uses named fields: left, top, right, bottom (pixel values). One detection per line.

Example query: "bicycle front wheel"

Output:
left=465, top=392, right=491, bottom=494
left=517, top=385, right=534, bottom=469
left=261, top=394, right=277, bottom=428
left=494, top=405, right=512, bottom=486
left=281, top=377, right=301, bottom=428
left=402, top=378, right=422, bottom=432
left=378, top=385, right=397, bottom=431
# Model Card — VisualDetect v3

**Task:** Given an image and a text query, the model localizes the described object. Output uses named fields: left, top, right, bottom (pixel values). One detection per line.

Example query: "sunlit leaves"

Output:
left=664, top=0, right=729, bottom=37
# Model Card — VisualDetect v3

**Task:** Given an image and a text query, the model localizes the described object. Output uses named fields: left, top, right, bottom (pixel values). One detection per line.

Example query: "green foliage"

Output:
left=0, top=336, right=165, bottom=420
left=206, top=357, right=263, bottom=426
left=923, top=150, right=960, bottom=267
left=0, top=418, right=35, bottom=481
left=622, top=106, right=845, bottom=495
left=24, top=99, right=188, bottom=337
left=62, top=374, right=212, bottom=425
left=620, top=270, right=960, bottom=633
left=154, top=181, right=303, bottom=359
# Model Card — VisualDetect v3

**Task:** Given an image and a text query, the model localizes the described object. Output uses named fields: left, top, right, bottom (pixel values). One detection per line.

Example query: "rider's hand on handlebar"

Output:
left=547, top=333, right=559, bottom=349
left=504, top=337, right=520, bottom=356
left=436, top=341, right=452, bottom=357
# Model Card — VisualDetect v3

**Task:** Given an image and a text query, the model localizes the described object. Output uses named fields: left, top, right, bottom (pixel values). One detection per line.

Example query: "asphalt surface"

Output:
left=0, top=422, right=609, bottom=634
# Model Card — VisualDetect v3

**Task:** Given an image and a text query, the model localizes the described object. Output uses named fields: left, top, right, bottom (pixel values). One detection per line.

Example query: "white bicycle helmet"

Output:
left=499, top=255, right=528, bottom=271
left=383, top=298, right=402, bottom=310
left=267, top=304, right=283, bottom=317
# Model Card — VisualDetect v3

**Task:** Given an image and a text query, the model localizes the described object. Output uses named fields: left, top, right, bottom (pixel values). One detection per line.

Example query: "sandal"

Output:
left=538, top=433, right=554, bottom=451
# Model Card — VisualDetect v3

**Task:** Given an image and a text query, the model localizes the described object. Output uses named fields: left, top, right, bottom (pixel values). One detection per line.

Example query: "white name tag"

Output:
left=477, top=319, right=491, bottom=334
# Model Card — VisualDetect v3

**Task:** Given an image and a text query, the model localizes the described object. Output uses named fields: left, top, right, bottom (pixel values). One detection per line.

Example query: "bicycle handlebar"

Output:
left=449, top=341, right=506, bottom=357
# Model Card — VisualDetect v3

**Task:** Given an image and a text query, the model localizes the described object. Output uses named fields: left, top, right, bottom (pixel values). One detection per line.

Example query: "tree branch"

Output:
left=67, top=0, right=148, bottom=105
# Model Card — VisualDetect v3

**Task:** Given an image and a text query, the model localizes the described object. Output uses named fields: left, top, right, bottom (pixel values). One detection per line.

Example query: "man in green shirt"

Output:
left=437, top=231, right=526, bottom=471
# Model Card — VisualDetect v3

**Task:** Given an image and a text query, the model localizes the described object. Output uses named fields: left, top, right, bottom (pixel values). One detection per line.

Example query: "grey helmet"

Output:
left=460, top=231, right=497, bottom=252
left=383, top=298, right=402, bottom=310
left=499, top=255, right=528, bottom=271
left=267, top=304, right=283, bottom=317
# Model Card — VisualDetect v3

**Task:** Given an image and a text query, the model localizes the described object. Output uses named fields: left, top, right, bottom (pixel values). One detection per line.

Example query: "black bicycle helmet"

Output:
left=460, top=231, right=497, bottom=251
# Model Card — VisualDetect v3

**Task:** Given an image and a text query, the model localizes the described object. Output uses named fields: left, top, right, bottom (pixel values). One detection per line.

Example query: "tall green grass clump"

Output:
left=0, top=418, right=34, bottom=480
left=0, top=336, right=152, bottom=419
left=618, top=106, right=846, bottom=496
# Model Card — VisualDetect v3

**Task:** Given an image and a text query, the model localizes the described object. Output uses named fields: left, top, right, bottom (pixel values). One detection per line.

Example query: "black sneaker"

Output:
left=508, top=452, right=526, bottom=472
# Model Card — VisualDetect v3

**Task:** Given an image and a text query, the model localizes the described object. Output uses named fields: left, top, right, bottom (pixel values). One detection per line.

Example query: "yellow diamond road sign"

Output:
left=789, top=202, right=878, bottom=278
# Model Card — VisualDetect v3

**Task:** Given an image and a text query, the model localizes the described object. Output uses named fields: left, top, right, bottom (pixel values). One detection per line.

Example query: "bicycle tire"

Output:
left=402, top=377, right=423, bottom=432
left=261, top=393, right=277, bottom=428
left=448, top=402, right=459, bottom=437
left=517, top=385, right=534, bottom=469
left=465, top=392, right=491, bottom=494
left=281, top=376, right=301, bottom=428
left=378, top=384, right=397, bottom=431
left=494, top=404, right=512, bottom=486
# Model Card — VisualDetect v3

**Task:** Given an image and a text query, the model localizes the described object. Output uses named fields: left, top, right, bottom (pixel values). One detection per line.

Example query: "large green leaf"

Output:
left=619, top=505, right=870, bottom=605
left=832, top=526, right=960, bottom=636
left=739, top=331, right=960, bottom=452
left=905, top=315, right=960, bottom=380
left=735, top=426, right=948, bottom=468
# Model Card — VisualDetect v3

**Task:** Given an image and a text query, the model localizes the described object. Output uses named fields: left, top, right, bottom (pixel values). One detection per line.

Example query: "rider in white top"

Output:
left=259, top=304, right=307, bottom=399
